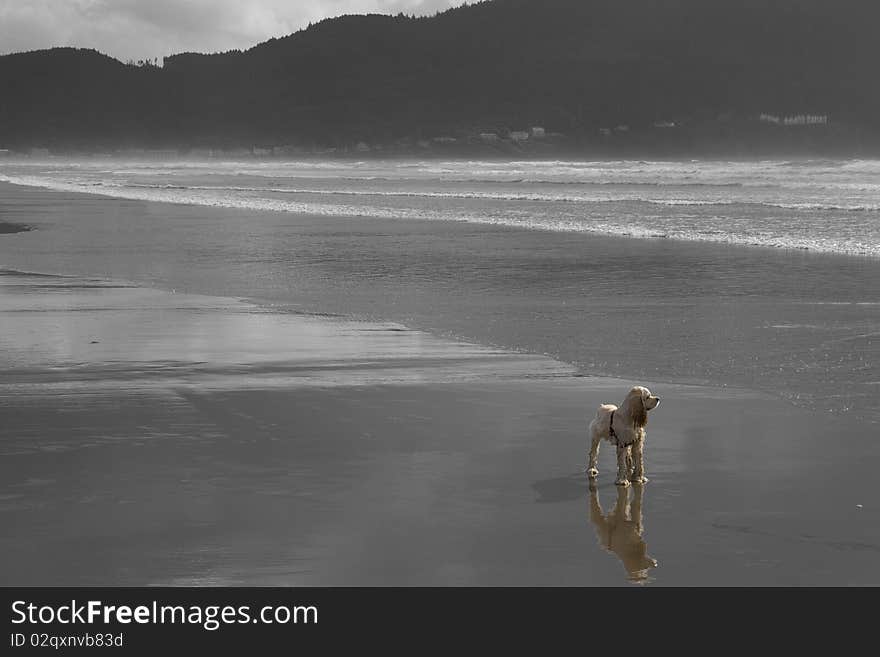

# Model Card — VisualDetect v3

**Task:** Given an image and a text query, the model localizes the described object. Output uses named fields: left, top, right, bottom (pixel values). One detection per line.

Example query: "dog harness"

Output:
left=609, top=409, right=635, bottom=447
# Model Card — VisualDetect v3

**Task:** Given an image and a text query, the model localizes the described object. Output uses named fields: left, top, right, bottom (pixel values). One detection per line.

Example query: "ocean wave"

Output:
left=232, top=170, right=768, bottom=188
left=2, top=171, right=877, bottom=257
left=761, top=201, right=880, bottom=212
left=31, top=179, right=758, bottom=207
left=647, top=199, right=737, bottom=207
left=82, top=181, right=880, bottom=212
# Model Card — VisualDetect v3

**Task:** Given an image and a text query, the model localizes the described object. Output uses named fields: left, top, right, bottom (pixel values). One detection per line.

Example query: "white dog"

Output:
left=587, top=386, right=661, bottom=486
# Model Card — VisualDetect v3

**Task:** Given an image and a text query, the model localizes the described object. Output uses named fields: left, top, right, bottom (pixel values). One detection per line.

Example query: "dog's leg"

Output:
left=630, top=436, right=648, bottom=483
left=615, top=443, right=631, bottom=487
left=626, top=446, right=634, bottom=479
left=587, top=427, right=601, bottom=478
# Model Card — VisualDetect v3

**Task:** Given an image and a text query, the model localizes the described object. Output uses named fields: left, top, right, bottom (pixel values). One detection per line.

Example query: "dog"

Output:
left=587, top=386, right=660, bottom=486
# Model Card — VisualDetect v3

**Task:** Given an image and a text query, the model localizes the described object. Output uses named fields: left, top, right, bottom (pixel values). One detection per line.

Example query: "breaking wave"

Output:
left=2, top=158, right=879, bottom=258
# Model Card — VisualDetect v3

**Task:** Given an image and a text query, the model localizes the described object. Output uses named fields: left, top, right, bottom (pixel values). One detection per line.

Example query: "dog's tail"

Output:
left=590, top=403, right=617, bottom=433
left=595, top=403, right=617, bottom=419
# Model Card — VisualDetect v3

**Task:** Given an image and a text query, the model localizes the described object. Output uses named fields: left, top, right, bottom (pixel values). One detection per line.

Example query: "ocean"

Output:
left=3, top=158, right=880, bottom=256
left=1, top=158, right=878, bottom=423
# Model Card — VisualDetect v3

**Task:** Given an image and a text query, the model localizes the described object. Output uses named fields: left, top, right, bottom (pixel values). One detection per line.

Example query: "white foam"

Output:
left=2, top=159, right=879, bottom=258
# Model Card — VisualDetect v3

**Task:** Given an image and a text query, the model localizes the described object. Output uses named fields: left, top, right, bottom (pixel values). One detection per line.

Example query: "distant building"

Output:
left=431, top=136, right=457, bottom=144
left=29, top=147, right=50, bottom=158
left=510, top=131, right=529, bottom=142
left=783, top=114, right=828, bottom=126
left=598, top=127, right=612, bottom=136
left=614, top=124, right=630, bottom=132
left=252, top=147, right=272, bottom=157
left=355, top=142, right=370, bottom=152
left=529, top=126, right=546, bottom=138
left=479, top=132, right=499, bottom=143
left=653, top=120, right=676, bottom=129
left=0, top=149, right=10, bottom=157
left=759, top=113, right=781, bottom=124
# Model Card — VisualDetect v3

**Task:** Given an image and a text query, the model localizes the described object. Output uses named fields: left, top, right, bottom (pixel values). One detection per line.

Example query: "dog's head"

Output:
left=625, top=386, right=661, bottom=426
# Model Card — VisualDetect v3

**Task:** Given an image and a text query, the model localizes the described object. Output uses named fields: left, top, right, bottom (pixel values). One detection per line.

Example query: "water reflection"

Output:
left=588, top=482, right=658, bottom=583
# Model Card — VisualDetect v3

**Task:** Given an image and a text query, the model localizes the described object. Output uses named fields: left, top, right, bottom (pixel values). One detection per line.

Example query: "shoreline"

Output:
left=0, top=265, right=764, bottom=399
left=0, top=183, right=817, bottom=411
left=0, top=179, right=877, bottom=427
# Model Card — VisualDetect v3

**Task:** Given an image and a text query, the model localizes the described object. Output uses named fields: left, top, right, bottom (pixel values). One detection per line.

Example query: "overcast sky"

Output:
left=0, top=0, right=462, bottom=63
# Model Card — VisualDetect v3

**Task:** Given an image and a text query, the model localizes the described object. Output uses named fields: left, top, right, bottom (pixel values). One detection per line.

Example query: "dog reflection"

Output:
left=588, top=482, right=657, bottom=583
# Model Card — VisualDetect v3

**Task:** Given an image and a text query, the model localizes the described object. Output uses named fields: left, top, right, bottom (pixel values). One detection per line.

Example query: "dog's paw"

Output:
left=615, top=478, right=631, bottom=487
left=587, top=468, right=599, bottom=478
left=630, top=475, right=649, bottom=484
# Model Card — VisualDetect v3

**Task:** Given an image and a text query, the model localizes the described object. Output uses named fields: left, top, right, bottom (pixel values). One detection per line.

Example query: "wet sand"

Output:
left=1, top=180, right=877, bottom=426
left=1, top=269, right=878, bottom=586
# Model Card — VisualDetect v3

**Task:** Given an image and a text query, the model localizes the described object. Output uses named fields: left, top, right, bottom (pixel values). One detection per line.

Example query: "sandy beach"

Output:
left=1, top=266, right=878, bottom=586
left=4, top=8, right=880, bottom=643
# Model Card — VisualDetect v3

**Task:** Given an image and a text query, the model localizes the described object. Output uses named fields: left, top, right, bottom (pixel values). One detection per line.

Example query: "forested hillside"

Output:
left=1, top=0, right=876, bottom=152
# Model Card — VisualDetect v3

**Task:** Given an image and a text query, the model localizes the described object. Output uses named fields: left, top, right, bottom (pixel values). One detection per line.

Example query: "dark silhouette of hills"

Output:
left=1, top=0, right=878, bottom=154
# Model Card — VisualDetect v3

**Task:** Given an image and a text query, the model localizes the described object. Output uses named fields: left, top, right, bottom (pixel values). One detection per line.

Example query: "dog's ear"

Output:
left=632, top=394, right=647, bottom=427
left=620, top=387, right=647, bottom=428
left=628, top=388, right=647, bottom=428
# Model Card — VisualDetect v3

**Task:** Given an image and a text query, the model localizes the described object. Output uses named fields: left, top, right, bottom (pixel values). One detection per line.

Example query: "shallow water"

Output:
left=0, top=269, right=567, bottom=393
left=0, top=164, right=877, bottom=425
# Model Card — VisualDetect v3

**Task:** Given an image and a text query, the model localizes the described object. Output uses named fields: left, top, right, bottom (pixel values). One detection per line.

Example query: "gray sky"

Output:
left=0, top=0, right=462, bottom=63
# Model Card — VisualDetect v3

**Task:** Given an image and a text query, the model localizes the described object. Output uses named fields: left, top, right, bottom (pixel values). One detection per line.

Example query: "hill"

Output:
left=1, top=0, right=878, bottom=154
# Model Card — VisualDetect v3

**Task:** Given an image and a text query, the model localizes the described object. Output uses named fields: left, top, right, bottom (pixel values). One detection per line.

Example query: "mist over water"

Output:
left=0, top=158, right=878, bottom=424
left=2, top=158, right=880, bottom=256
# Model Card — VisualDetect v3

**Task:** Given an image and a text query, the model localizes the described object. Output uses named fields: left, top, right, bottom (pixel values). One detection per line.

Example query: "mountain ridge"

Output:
left=1, top=0, right=877, bottom=154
